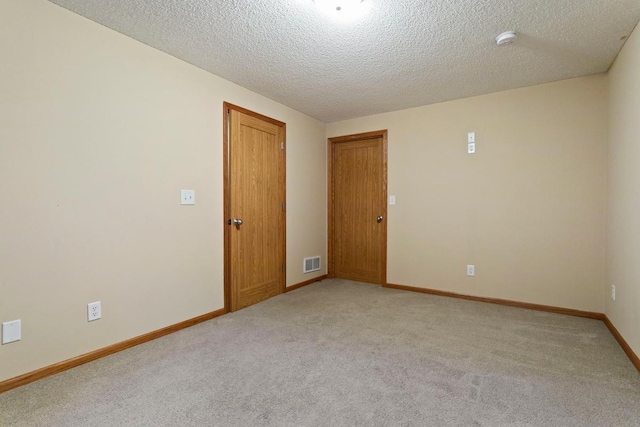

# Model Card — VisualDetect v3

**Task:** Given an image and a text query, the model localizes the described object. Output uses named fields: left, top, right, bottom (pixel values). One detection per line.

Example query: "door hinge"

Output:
left=282, top=263, right=285, bottom=272
left=281, top=202, right=285, bottom=211
left=281, top=142, right=285, bottom=150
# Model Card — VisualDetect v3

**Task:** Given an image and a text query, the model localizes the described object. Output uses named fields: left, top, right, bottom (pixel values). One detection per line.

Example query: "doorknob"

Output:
left=377, top=216, right=383, bottom=223
left=233, top=218, right=243, bottom=227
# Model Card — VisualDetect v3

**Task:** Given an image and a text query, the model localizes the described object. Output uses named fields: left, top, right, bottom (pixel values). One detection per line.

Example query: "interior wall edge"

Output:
left=384, top=283, right=604, bottom=320
left=0, top=309, right=226, bottom=395
left=603, top=316, right=640, bottom=372
left=284, top=275, right=328, bottom=293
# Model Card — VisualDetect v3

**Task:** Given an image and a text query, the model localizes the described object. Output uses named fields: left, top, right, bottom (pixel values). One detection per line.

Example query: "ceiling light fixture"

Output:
left=496, top=31, right=518, bottom=46
left=313, top=0, right=365, bottom=18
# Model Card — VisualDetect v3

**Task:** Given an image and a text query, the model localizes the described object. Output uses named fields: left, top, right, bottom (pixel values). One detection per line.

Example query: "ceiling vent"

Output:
left=303, top=256, right=321, bottom=273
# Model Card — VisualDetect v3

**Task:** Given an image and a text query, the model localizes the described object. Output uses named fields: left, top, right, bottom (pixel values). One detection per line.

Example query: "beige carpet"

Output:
left=1, top=279, right=639, bottom=426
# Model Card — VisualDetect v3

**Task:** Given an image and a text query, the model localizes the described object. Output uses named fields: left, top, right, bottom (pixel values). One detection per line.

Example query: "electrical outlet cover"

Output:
left=88, top=301, right=102, bottom=322
left=181, top=189, right=195, bottom=205
left=468, top=142, right=476, bottom=154
left=467, top=265, right=475, bottom=277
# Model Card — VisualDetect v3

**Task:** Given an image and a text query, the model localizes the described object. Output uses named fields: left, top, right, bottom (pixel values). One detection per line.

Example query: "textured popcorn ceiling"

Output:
left=49, top=0, right=640, bottom=123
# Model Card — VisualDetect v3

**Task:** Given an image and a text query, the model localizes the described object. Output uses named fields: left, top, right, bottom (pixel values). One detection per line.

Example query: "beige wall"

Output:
left=328, top=75, right=608, bottom=313
left=1, top=0, right=629, bottom=385
left=607, top=23, right=640, bottom=357
left=0, top=0, right=326, bottom=382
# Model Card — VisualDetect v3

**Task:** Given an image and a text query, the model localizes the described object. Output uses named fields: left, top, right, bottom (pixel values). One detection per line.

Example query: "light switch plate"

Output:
left=2, top=319, right=21, bottom=344
left=181, top=189, right=195, bottom=205
left=389, top=195, right=396, bottom=206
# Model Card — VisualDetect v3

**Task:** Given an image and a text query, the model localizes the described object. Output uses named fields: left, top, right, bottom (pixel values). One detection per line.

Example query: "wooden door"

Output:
left=224, top=104, right=286, bottom=312
left=329, top=130, right=387, bottom=284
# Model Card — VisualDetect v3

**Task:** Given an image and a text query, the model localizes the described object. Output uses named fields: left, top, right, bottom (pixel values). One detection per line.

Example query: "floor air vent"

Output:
left=303, top=256, right=321, bottom=273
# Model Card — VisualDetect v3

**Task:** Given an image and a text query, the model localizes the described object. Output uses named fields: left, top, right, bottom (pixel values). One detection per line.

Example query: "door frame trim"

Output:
left=223, top=102, right=287, bottom=313
left=327, top=130, right=388, bottom=285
